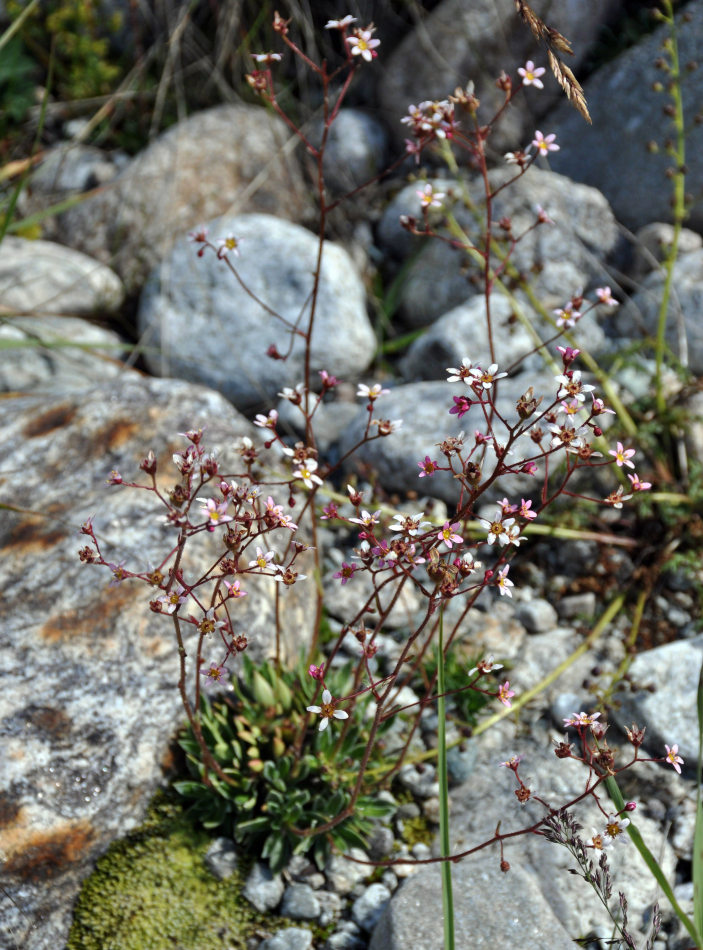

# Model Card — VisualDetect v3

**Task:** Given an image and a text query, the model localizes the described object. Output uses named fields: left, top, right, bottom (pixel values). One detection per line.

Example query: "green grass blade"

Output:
left=607, top=775, right=702, bottom=947
left=694, top=656, right=703, bottom=942
left=437, top=609, right=455, bottom=950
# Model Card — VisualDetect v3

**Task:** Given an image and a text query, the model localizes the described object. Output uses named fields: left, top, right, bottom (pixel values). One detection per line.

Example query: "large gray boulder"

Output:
left=548, top=0, right=703, bottom=232
left=58, top=105, right=311, bottom=293
left=0, top=315, right=130, bottom=393
left=137, top=213, right=376, bottom=411
left=617, top=248, right=703, bottom=375
left=0, top=237, right=124, bottom=316
left=377, top=168, right=619, bottom=327
left=0, top=375, right=314, bottom=950
left=378, top=0, right=620, bottom=152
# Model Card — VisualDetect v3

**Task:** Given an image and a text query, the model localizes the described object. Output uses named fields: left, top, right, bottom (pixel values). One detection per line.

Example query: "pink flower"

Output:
left=418, top=456, right=439, bottom=477
left=519, top=499, right=537, bottom=520
left=496, top=565, right=513, bottom=596
left=188, top=226, right=209, bottom=244
left=518, top=60, right=546, bottom=88
left=158, top=585, right=187, bottom=614
left=199, top=497, right=233, bottom=528
left=563, top=711, right=601, bottom=728
left=224, top=579, right=247, bottom=599
left=306, top=689, right=349, bottom=731
left=346, top=26, right=380, bottom=62
left=439, top=521, right=463, bottom=549
left=349, top=509, right=381, bottom=529
left=498, top=681, right=515, bottom=707
left=499, top=754, right=523, bottom=768
left=609, top=441, right=636, bottom=469
left=665, top=743, right=684, bottom=774
left=333, top=562, right=357, bottom=585
left=532, top=130, right=559, bottom=154
left=357, top=382, right=389, bottom=401
left=248, top=547, right=275, bottom=570
left=596, top=286, right=618, bottom=307
left=319, top=370, right=339, bottom=387
left=417, top=183, right=445, bottom=209
left=449, top=395, right=472, bottom=418
left=254, top=409, right=278, bottom=429
left=200, top=663, right=229, bottom=689
left=321, top=502, right=339, bottom=520
left=325, top=15, right=356, bottom=30
left=553, top=301, right=582, bottom=329
left=628, top=472, right=652, bottom=492
left=308, top=662, right=325, bottom=680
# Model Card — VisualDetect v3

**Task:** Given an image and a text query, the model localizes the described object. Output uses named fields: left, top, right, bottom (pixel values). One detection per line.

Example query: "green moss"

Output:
left=399, top=816, right=434, bottom=848
left=67, top=791, right=287, bottom=950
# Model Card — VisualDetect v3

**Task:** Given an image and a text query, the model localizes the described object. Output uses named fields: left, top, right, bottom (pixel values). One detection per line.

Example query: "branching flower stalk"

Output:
left=77, top=10, right=693, bottom=949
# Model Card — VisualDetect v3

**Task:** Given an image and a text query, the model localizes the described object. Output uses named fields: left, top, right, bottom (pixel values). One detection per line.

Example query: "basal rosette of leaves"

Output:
left=174, top=655, right=395, bottom=873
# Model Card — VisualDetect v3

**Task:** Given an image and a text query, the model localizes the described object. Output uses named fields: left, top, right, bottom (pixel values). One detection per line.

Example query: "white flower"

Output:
left=293, top=458, right=323, bottom=489
left=306, top=689, right=349, bottom=731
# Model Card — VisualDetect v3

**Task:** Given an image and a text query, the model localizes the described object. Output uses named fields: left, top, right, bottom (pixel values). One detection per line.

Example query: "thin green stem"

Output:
left=654, top=0, right=687, bottom=416
left=437, top=609, right=455, bottom=950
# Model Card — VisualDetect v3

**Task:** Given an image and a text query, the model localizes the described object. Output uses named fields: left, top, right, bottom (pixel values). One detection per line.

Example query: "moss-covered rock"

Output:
left=67, top=791, right=277, bottom=950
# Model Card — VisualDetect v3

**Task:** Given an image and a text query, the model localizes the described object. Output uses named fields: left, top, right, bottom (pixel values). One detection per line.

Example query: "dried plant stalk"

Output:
left=514, top=0, right=591, bottom=123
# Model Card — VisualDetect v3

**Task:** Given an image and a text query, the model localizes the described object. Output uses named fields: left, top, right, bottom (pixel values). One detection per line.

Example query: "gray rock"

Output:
left=275, top=396, right=361, bottom=455
left=617, top=249, right=703, bottom=374
left=351, top=883, right=392, bottom=933
left=323, top=561, right=422, bottom=630
left=137, top=213, right=376, bottom=411
left=549, top=0, right=703, bottom=232
left=258, top=927, right=313, bottom=950
left=400, top=295, right=541, bottom=382
left=514, top=596, right=558, bottom=633
left=31, top=143, right=122, bottom=196
left=369, top=857, right=574, bottom=950
left=203, top=837, right=239, bottom=880
left=551, top=692, right=586, bottom=731
left=378, top=0, right=619, bottom=155
left=397, top=763, right=439, bottom=800
left=324, top=848, right=370, bottom=896
left=377, top=168, right=619, bottom=327
left=613, top=635, right=703, bottom=771
left=0, top=237, right=124, bottom=315
left=280, top=883, right=321, bottom=921
left=631, top=223, right=703, bottom=280
left=446, top=739, right=479, bottom=785
left=60, top=104, right=310, bottom=293
left=313, top=108, right=388, bottom=194
left=243, top=862, right=285, bottom=914
left=0, top=376, right=313, bottom=950
left=366, top=824, right=396, bottom=861
left=316, top=889, right=344, bottom=928
left=325, top=920, right=366, bottom=950
left=444, top=730, right=677, bottom=949
left=339, top=376, right=559, bottom=505
left=556, top=592, right=597, bottom=621
left=0, top=315, right=130, bottom=393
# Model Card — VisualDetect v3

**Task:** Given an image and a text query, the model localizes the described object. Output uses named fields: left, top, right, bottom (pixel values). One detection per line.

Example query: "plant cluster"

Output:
left=77, top=4, right=701, bottom=949
left=175, top=654, right=395, bottom=872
